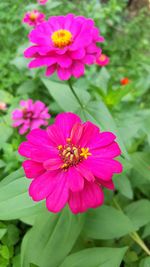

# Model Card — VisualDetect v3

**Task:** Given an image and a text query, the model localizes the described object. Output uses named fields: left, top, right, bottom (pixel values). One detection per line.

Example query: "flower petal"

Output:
left=67, top=167, right=84, bottom=192
left=84, top=158, right=123, bottom=181
left=29, top=171, right=58, bottom=201
left=46, top=172, right=69, bottom=212
left=55, top=112, right=81, bottom=141
left=69, top=182, right=104, bottom=214
left=22, top=160, right=44, bottom=178
left=26, top=128, right=51, bottom=147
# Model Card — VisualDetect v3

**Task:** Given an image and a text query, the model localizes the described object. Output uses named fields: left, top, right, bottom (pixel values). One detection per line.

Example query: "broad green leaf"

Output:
left=13, top=255, right=21, bottom=267
left=17, top=80, right=36, bottom=95
left=130, top=152, right=150, bottom=182
left=84, top=101, right=129, bottom=158
left=0, top=169, right=45, bottom=220
left=0, top=90, right=13, bottom=103
left=105, top=83, right=133, bottom=106
left=59, top=247, right=128, bottom=267
left=125, top=200, right=150, bottom=229
left=0, top=229, right=7, bottom=240
left=0, top=160, right=5, bottom=168
left=91, top=67, right=110, bottom=95
left=139, top=257, right=150, bottom=267
left=83, top=205, right=134, bottom=239
left=42, top=78, right=90, bottom=112
left=0, top=122, right=13, bottom=149
left=143, top=223, right=150, bottom=238
left=21, top=208, right=85, bottom=267
left=114, top=174, right=133, bottom=199
left=2, top=224, right=20, bottom=246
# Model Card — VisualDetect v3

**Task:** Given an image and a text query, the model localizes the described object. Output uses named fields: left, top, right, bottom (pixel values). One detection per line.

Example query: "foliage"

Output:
left=0, top=0, right=150, bottom=266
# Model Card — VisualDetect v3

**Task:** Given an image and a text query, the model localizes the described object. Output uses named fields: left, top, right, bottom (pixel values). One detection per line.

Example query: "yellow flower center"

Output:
left=99, top=54, right=106, bottom=61
left=29, top=12, right=38, bottom=21
left=58, top=138, right=92, bottom=170
left=51, top=29, right=73, bottom=48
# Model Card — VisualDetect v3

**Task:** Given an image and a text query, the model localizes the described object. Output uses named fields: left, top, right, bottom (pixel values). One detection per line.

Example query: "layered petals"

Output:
left=24, top=14, right=104, bottom=80
left=19, top=112, right=123, bottom=214
left=69, top=182, right=104, bottom=214
left=12, top=99, right=50, bottom=135
left=23, top=10, right=45, bottom=27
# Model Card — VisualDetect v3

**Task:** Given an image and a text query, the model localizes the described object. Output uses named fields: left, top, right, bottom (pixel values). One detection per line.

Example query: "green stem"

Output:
left=68, top=80, right=84, bottom=109
left=130, top=232, right=150, bottom=256
left=113, top=199, right=150, bottom=256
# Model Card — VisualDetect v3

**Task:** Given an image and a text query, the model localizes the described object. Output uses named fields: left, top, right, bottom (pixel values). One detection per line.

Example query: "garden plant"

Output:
left=0, top=0, right=150, bottom=267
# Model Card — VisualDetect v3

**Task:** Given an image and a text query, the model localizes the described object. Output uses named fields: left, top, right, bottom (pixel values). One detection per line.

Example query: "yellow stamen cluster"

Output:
left=51, top=29, right=73, bottom=48
left=29, top=12, right=38, bottom=21
left=80, top=148, right=92, bottom=159
left=58, top=138, right=92, bottom=170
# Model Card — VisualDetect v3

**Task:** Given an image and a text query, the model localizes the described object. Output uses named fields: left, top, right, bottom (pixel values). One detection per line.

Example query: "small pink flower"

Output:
left=24, top=14, right=104, bottom=80
left=12, top=99, right=50, bottom=135
left=37, top=0, right=48, bottom=5
left=0, top=102, right=7, bottom=111
left=23, top=10, right=45, bottom=27
left=96, top=53, right=110, bottom=67
left=18, top=112, right=122, bottom=214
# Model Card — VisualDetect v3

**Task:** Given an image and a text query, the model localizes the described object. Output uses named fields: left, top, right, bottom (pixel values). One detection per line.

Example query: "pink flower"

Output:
left=96, top=53, right=110, bottom=67
left=18, top=112, right=122, bottom=214
left=0, top=102, right=7, bottom=111
left=12, top=99, right=50, bottom=135
left=37, top=0, right=48, bottom=4
left=24, top=14, right=104, bottom=80
left=23, top=10, right=45, bottom=27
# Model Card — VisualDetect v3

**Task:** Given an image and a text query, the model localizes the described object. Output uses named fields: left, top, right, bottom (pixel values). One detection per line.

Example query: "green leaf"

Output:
left=83, top=205, right=134, bottom=239
left=59, top=247, right=128, bottom=267
left=130, top=152, right=150, bottom=182
left=21, top=208, right=85, bottom=267
left=0, top=169, right=45, bottom=220
left=105, top=84, right=133, bottom=106
left=114, top=174, right=133, bottom=199
left=0, top=122, right=13, bottom=149
left=42, top=78, right=79, bottom=112
left=0, top=229, right=7, bottom=240
left=84, top=101, right=129, bottom=158
left=0, top=245, right=9, bottom=260
left=0, top=90, right=13, bottom=103
left=13, top=255, right=21, bottom=267
left=0, top=160, right=5, bottom=168
left=2, top=224, right=20, bottom=246
left=139, top=257, right=150, bottom=267
left=125, top=200, right=150, bottom=229
left=42, top=78, right=90, bottom=112
left=143, top=223, right=150, bottom=238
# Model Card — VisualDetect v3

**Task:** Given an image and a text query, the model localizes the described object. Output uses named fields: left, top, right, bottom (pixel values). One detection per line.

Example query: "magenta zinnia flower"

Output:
left=12, top=99, right=50, bottom=135
left=23, top=10, right=45, bottom=27
left=96, top=53, right=110, bottom=67
left=18, top=112, right=122, bottom=214
left=37, top=0, right=48, bottom=4
left=24, top=14, right=104, bottom=80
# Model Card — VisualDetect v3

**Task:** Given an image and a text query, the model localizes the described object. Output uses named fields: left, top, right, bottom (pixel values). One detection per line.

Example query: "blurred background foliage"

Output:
left=0, top=0, right=150, bottom=266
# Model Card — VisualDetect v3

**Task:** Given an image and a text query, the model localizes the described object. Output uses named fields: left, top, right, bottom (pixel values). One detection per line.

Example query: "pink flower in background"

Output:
left=96, top=53, right=110, bottom=67
left=24, top=14, right=104, bottom=80
left=37, top=0, right=48, bottom=5
left=18, top=112, right=122, bottom=214
left=23, top=10, right=45, bottom=27
left=12, top=99, right=50, bottom=135
left=0, top=102, right=7, bottom=111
